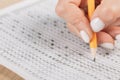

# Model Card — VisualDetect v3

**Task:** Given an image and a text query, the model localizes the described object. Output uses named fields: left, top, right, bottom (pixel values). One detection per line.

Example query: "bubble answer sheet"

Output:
left=0, top=0, right=120, bottom=80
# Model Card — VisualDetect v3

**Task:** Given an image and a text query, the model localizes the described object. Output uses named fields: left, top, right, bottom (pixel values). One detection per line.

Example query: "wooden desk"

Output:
left=0, top=65, right=24, bottom=80
left=0, top=0, right=21, bottom=9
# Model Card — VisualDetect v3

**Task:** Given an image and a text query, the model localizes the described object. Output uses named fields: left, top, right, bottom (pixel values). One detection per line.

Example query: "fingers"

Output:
left=56, top=0, right=84, bottom=24
left=104, top=26, right=120, bottom=40
left=67, top=23, right=80, bottom=36
left=97, top=32, right=114, bottom=49
left=67, top=23, right=92, bottom=43
left=97, top=26, right=120, bottom=49
left=56, top=0, right=93, bottom=43
left=111, top=18, right=120, bottom=26
left=90, top=0, right=120, bottom=32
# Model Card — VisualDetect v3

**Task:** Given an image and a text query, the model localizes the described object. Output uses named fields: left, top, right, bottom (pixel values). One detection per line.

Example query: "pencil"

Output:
left=87, top=0, right=97, bottom=61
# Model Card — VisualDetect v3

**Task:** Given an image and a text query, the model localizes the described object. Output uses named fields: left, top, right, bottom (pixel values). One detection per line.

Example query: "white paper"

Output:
left=0, top=0, right=120, bottom=80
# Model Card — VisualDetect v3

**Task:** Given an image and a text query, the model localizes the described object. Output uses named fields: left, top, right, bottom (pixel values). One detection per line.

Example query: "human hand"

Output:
left=56, top=0, right=120, bottom=49
left=91, top=0, right=120, bottom=49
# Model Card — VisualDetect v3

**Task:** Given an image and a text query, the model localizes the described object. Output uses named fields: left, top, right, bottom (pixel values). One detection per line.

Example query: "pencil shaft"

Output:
left=88, top=0, right=97, bottom=59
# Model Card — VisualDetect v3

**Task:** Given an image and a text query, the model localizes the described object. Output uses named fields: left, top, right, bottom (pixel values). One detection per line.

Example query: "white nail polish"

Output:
left=100, top=43, right=114, bottom=49
left=115, top=34, right=120, bottom=40
left=80, top=30, right=90, bottom=43
left=90, top=18, right=105, bottom=32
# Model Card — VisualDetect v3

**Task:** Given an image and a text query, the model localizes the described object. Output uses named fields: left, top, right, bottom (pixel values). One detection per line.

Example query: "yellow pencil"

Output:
left=87, top=0, right=97, bottom=61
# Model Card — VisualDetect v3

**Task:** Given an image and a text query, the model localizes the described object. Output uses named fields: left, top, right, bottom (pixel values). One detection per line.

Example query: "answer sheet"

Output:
left=0, top=0, right=120, bottom=80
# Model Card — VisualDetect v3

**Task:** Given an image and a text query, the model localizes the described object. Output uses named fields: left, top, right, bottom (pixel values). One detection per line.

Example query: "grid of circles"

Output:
left=0, top=0, right=120, bottom=80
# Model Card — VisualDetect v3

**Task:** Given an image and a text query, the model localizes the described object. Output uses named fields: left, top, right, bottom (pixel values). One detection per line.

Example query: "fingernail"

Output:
left=115, top=34, right=120, bottom=40
left=100, top=43, right=114, bottom=49
left=90, top=18, right=105, bottom=32
left=80, top=30, right=90, bottom=43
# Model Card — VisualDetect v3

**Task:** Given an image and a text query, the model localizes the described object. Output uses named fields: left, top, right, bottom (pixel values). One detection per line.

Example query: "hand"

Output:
left=56, top=0, right=93, bottom=43
left=56, top=0, right=120, bottom=49
left=90, top=0, right=120, bottom=49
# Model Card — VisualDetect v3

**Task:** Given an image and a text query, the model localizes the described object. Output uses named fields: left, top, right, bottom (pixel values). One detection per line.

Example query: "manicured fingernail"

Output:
left=90, top=18, right=105, bottom=32
left=100, top=43, right=114, bottom=49
left=80, top=30, right=90, bottom=43
left=115, top=34, right=120, bottom=40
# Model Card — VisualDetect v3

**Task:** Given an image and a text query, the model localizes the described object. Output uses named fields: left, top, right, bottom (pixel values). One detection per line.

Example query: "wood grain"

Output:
left=0, top=65, right=24, bottom=80
left=0, top=0, right=22, bottom=9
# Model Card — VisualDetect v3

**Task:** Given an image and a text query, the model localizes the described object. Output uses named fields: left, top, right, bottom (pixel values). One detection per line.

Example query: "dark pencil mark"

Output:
left=51, top=39, right=54, bottom=42
left=93, top=58, right=96, bottom=62
left=106, top=53, right=109, bottom=55
left=65, top=46, right=68, bottom=49
left=51, top=43, right=54, bottom=46
left=38, top=32, right=41, bottom=35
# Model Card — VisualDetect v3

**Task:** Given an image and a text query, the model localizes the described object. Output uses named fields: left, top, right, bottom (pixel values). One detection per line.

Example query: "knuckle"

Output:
left=100, top=7, right=115, bottom=22
left=55, top=4, right=65, bottom=16
left=71, top=18, right=81, bottom=25
left=102, top=7, right=115, bottom=15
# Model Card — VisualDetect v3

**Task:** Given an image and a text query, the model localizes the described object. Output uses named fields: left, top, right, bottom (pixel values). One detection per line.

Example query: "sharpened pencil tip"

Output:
left=91, top=48, right=97, bottom=62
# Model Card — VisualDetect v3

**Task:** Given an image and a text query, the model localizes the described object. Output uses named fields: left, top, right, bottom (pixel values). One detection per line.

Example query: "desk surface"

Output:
left=0, top=65, right=24, bottom=80
left=0, top=0, right=21, bottom=9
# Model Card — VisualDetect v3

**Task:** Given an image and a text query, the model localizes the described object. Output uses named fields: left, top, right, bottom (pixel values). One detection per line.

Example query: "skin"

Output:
left=55, top=0, right=120, bottom=47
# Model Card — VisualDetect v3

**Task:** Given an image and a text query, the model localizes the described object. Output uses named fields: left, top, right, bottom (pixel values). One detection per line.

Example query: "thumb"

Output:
left=90, top=0, right=120, bottom=32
